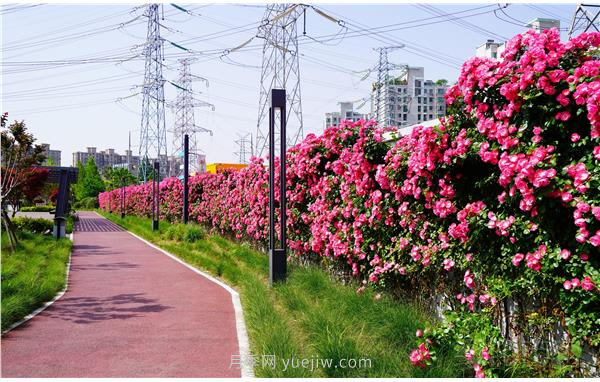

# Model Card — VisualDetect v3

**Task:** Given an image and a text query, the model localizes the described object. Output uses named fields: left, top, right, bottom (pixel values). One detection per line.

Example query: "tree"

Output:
left=103, top=167, right=138, bottom=191
left=74, top=157, right=105, bottom=200
left=435, top=78, right=448, bottom=86
left=1, top=114, right=46, bottom=249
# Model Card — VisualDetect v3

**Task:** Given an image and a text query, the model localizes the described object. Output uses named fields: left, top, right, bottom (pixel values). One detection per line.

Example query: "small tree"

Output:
left=103, top=167, right=138, bottom=191
left=1, top=114, right=46, bottom=248
left=74, top=157, right=105, bottom=201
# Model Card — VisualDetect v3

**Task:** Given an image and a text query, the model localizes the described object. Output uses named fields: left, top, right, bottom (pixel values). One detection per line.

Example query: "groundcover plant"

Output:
left=100, top=28, right=599, bottom=377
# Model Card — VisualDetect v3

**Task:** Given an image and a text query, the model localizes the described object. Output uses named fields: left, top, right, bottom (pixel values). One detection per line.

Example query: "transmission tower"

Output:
left=255, top=4, right=305, bottom=157
left=170, top=58, right=214, bottom=177
left=139, top=4, right=167, bottom=182
left=372, top=46, right=406, bottom=128
left=235, top=133, right=252, bottom=164
left=569, top=4, right=600, bottom=38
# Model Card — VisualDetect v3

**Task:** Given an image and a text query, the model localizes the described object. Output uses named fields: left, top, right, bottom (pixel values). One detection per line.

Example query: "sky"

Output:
left=2, top=2, right=574, bottom=167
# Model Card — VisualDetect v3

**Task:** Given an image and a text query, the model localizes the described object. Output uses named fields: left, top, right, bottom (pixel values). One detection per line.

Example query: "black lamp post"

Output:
left=269, top=89, right=287, bottom=286
left=152, top=161, right=160, bottom=231
left=120, top=176, right=125, bottom=219
left=183, top=134, right=189, bottom=224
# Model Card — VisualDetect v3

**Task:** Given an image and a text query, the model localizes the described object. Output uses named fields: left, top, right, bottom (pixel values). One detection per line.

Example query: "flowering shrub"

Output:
left=100, top=29, right=600, bottom=376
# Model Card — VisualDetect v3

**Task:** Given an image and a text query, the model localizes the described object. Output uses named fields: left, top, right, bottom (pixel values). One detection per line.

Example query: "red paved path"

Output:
left=1, top=212, right=241, bottom=377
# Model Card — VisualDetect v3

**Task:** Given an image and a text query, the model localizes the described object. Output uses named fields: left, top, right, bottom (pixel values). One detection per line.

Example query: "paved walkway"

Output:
left=2, top=212, right=242, bottom=377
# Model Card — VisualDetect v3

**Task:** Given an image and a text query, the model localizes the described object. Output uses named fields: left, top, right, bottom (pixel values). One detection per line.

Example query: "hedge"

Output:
left=100, top=29, right=599, bottom=376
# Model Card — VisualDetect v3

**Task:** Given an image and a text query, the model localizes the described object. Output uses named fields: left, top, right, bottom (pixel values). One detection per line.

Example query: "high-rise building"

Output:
left=370, top=66, right=449, bottom=127
left=40, top=143, right=61, bottom=166
left=72, top=147, right=140, bottom=175
left=324, top=101, right=369, bottom=128
left=476, top=18, right=560, bottom=60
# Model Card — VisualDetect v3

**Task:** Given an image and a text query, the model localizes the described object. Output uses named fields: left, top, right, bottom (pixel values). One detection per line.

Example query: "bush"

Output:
left=99, top=29, right=600, bottom=376
left=163, top=223, right=206, bottom=243
left=20, top=205, right=54, bottom=212
left=184, top=225, right=205, bottom=243
left=74, top=196, right=97, bottom=210
left=12, top=217, right=53, bottom=234
left=163, top=224, right=186, bottom=241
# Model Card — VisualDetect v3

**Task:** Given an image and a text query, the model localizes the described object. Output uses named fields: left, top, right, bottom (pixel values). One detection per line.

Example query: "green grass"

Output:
left=1, top=230, right=72, bottom=331
left=100, top=212, right=467, bottom=377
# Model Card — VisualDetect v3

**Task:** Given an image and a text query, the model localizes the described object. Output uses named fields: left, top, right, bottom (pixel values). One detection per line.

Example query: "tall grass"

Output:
left=101, top=212, right=467, bottom=377
left=1, top=231, right=72, bottom=331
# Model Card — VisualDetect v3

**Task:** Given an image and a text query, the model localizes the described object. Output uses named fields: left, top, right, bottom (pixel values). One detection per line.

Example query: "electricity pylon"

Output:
left=372, top=45, right=407, bottom=128
left=170, top=58, right=213, bottom=177
left=139, top=4, right=167, bottom=182
left=235, top=133, right=252, bottom=164
left=255, top=4, right=305, bottom=157
left=569, top=4, right=600, bottom=38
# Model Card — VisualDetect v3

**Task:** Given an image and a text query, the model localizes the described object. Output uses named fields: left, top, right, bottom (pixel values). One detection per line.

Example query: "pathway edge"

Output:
left=99, top=213, right=254, bottom=378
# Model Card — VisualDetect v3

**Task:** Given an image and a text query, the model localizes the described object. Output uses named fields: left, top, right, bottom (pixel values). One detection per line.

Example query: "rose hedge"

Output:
left=100, top=29, right=599, bottom=376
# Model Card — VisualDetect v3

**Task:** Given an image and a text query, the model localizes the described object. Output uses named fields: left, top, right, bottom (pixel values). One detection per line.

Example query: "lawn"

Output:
left=1, top=230, right=72, bottom=331
left=100, top=211, right=467, bottom=377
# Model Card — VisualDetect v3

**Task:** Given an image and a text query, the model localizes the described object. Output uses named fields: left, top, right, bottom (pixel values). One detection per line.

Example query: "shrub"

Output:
left=184, top=225, right=205, bottom=243
left=12, top=217, right=53, bottom=234
left=99, top=29, right=600, bottom=376
left=74, top=196, right=97, bottom=210
left=163, top=224, right=186, bottom=241
left=20, top=205, right=54, bottom=212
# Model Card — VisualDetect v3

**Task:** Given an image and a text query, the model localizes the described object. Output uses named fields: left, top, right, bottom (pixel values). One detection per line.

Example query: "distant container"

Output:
left=206, top=163, right=248, bottom=174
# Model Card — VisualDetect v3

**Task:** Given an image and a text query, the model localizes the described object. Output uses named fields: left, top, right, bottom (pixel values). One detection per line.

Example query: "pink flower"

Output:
left=594, top=146, right=600, bottom=160
left=564, top=280, right=572, bottom=290
left=416, top=329, right=423, bottom=337
left=581, top=276, right=595, bottom=291
left=464, top=270, right=476, bottom=289
left=465, top=349, right=475, bottom=361
left=571, top=133, right=581, bottom=142
left=571, top=278, right=581, bottom=288
left=474, top=363, right=485, bottom=378
left=560, top=249, right=571, bottom=260
left=581, top=253, right=589, bottom=261
left=482, top=347, right=491, bottom=361
left=555, top=111, right=571, bottom=121
left=443, top=258, right=455, bottom=271
left=512, top=253, right=524, bottom=266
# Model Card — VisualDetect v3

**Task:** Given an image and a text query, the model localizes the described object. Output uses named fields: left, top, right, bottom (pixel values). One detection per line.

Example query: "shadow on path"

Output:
left=44, top=293, right=171, bottom=325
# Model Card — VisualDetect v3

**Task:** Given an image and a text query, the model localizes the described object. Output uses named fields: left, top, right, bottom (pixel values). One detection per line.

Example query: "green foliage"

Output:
left=73, top=196, right=98, bottom=210
left=74, top=157, right=104, bottom=201
left=12, top=217, right=53, bottom=234
left=103, top=167, right=138, bottom=191
left=162, top=223, right=206, bottom=243
left=184, top=225, right=205, bottom=242
left=1, top=231, right=71, bottom=331
left=101, top=212, right=465, bottom=377
left=20, top=205, right=54, bottom=212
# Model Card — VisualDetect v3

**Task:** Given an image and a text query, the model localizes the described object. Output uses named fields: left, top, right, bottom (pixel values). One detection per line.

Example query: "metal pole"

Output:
left=183, top=134, right=189, bottom=224
left=121, top=178, right=125, bottom=219
left=269, top=89, right=287, bottom=286
left=152, top=161, right=160, bottom=231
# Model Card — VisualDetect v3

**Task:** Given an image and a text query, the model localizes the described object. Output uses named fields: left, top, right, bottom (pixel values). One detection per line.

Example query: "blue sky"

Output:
left=2, top=3, right=573, bottom=166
